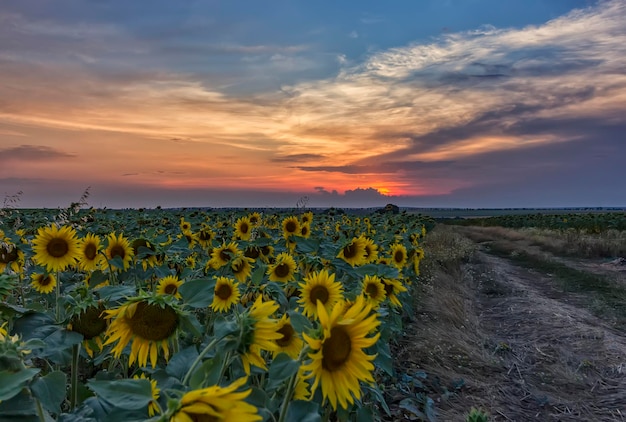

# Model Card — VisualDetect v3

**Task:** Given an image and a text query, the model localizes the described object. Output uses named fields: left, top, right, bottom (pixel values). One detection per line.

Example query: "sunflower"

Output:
left=78, top=233, right=104, bottom=272
left=207, top=241, right=240, bottom=270
left=243, top=246, right=261, bottom=261
left=156, top=275, right=183, bottom=299
left=234, top=216, right=253, bottom=241
left=68, top=303, right=108, bottom=357
left=231, top=255, right=254, bottom=283
left=32, top=225, right=81, bottom=272
left=104, top=297, right=180, bottom=368
left=238, top=296, right=281, bottom=374
left=362, top=236, right=379, bottom=264
left=301, top=295, right=380, bottom=410
left=0, top=241, right=24, bottom=273
left=179, top=218, right=192, bottom=235
left=337, top=236, right=367, bottom=267
left=298, top=269, right=344, bottom=319
left=131, top=238, right=158, bottom=271
left=30, top=272, right=56, bottom=294
left=104, top=232, right=134, bottom=271
left=389, top=243, right=408, bottom=270
left=300, top=211, right=314, bottom=225
left=211, top=277, right=240, bottom=313
left=299, top=222, right=312, bottom=239
left=361, top=275, right=386, bottom=309
left=248, top=212, right=262, bottom=227
left=258, top=245, right=274, bottom=263
left=294, top=369, right=311, bottom=401
left=273, top=314, right=303, bottom=359
left=282, top=216, right=300, bottom=239
left=134, top=373, right=161, bottom=417
left=0, top=321, right=7, bottom=340
left=382, top=278, right=408, bottom=307
left=195, top=227, right=215, bottom=248
left=171, top=377, right=261, bottom=422
left=267, top=252, right=297, bottom=283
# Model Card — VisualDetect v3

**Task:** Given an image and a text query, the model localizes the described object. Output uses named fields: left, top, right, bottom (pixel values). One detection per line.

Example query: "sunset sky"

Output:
left=1, top=0, right=625, bottom=209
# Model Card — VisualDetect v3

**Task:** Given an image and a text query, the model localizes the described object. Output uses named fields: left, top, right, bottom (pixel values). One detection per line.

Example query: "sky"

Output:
left=1, top=0, right=625, bottom=209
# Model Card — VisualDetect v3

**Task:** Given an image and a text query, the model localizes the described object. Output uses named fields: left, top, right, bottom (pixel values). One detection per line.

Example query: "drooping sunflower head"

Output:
left=32, top=225, right=81, bottom=272
left=238, top=296, right=281, bottom=374
left=267, top=252, right=297, bottom=283
left=104, top=232, right=134, bottom=271
left=234, top=216, right=253, bottom=241
left=211, top=276, right=241, bottom=313
left=68, top=302, right=108, bottom=357
left=361, top=275, right=386, bottom=308
left=382, top=278, right=408, bottom=308
left=230, top=254, right=254, bottom=283
left=171, top=377, right=261, bottom=421
left=104, top=296, right=181, bottom=368
left=301, top=295, right=381, bottom=410
left=281, top=216, right=301, bottom=239
left=0, top=241, right=24, bottom=273
left=297, top=269, right=344, bottom=319
left=337, top=236, right=367, bottom=267
left=389, top=243, right=408, bottom=270
left=273, top=314, right=303, bottom=359
left=156, top=275, right=183, bottom=299
left=30, top=272, right=57, bottom=294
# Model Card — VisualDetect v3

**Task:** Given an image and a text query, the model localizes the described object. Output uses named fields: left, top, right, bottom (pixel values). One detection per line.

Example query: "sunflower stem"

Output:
left=55, top=271, right=61, bottom=322
left=277, top=346, right=309, bottom=422
left=35, top=398, right=46, bottom=422
left=70, top=342, right=81, bottom=411
left=182, top=335, right=224, bottom=386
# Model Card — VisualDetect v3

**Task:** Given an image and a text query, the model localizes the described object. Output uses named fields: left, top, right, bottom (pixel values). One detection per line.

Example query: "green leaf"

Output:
left=107, top=256, right=125, bottom=270
left=0, top=368, right=40, bottom=401
left=374, top=341, right=393, bottom=376
left=250, top=265, right=266, bottom=286
left=294, top=237, right=320, bottom=254
left=189, top=355, right=223, bottom=390
left=88, top=270, right=108, bottom=288
left=31, top=371, right=67, bottom=414
left=212, top=316, right=239, bottom=340
left=178, top=278, right=215, bottom=308
left=268, top=353, right=299, bottom=382
left=87, top=379, right=153, bottom=410
left=287, top=310, right=311, bottom=334
left=0, top=390, right=39, bottom=421
left=166, top=347, right=199, bottom=380
left=363, top=384, right=390, bottom=416
left=95, top=285, right=136, bottom=302
left=284, top=400, right=321, bottom=422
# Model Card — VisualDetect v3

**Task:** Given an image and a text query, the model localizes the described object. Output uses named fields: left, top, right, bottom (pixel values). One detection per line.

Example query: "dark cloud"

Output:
left=296, top=161, right=454, bottom=174
left=271, top=153, right=326, bottom=163
left=0, top=145, right=75, bottom=162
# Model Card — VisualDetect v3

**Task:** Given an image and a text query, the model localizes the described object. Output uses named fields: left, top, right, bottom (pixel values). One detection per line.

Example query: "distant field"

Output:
left=409, top=207, right=626, bottom=219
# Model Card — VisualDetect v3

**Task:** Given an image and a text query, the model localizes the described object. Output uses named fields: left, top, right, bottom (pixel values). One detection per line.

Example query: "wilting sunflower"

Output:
left=231, top=255, right=254, bottom=283
left=104, top=232, right=134, bottom=271
left=170, top=377, right=261, bottom=422
left=337, top=236, right=367, bottom=267
left=78, top=233, right=104, bottom=272
left=273, top=314, right=303, bottom=359
left=104, top=296, right=180, bottom=368
left=134, top=373, right=161, bottom=417
left=30, top=272, right=56, bottom=294
left=361, top=275, right=386, bottom=309
left=267, top=252, right=297, bottom=283
left=32, top=225, right=81, bottom=272
left=298, top=269, right=344, bottom=319
left=238, top=296, right=281, bottom=374
left=207, top=241, right=240, bottom=270
left=382, top=278, right=408, bottom=307
left=362, top=236, right=379, bottom=264
left=0, top=241, right=24, bottom=273
left=156, top=275, right=183, bottom=299
left=389, top=243, right=408, bottom=270
left=234, top=216, right=253, bottom=241
left=211, top=276, right=240, bottom=313
left=68, top=303, right=108, bottom=357
left=301, top=295, right=381, bottom=410
left=281, top=216, right=300, bottom=239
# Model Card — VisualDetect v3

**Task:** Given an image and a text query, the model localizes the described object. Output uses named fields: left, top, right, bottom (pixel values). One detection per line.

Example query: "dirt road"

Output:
left=391, top=227, right=626, bottom=421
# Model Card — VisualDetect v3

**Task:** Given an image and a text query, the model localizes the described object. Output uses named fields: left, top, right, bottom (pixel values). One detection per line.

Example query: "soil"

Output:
left=389, top=227, right=626, bottom=421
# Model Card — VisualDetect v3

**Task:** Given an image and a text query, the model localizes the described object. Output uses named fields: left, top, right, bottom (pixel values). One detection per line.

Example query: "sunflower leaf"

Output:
left=86, top=379, right=153, bottom=410
left=31, top=371, right=67, bottom=414
left=0, top=368, right=41, bottom=401
left=178, top=278, right=215, bottom=308
left=284, top=400, right=322, bottom=422
left=286, top=310, right=311, bottom=334
left=268, top=352, right=299, bottom=382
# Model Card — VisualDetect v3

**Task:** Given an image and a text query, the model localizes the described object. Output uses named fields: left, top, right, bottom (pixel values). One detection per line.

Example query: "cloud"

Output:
left=0, top=145, right=75, bottom=162
left=271, top=153, right=326, bottom=163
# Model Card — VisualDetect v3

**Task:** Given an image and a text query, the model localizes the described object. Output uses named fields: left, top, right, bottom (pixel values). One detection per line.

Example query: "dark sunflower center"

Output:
left=276, top=323, right=295, bottom=347
left=364, top=246, right=372, bottom=258
left=244, top=247, right=260, bottom=259
left=384, top=282, right=394, bottom=296
left=71, top=306, right=107, bottom=339
left=301, top=226, right=309, bottom=236
left=110, top=245, right=126, bottom=259
left=219, top=249, right=231, bottom=262
left=164, top=283, right=178, bottom=295
left=84, top=243, right=97, bottom=260
left=250, top=216, right=259, bottom=224
left=0, top=245, right=18, bottom=263
left=309, top=285, right=329, bottom=305
left=274, top=263, right=291, bottom=278
left=39, top=275, right=52, bottom=286
left=127, top=302, right=178, bottom=341
left=322, top=326, right=352, bottom=372
left=343, top=243, right=357, bottom=259
left=365, top=282, right=380, bottom=298
left=232, top=260, right=245, bottom=273
left=261, top=246, right=271, bottom=256
left=47, top=238, right=69, bottom=258
left=215, top=283, right=233, bottom=300
left=188, top=413, right=218, bottom=422
left=285, top=221, right=297, bottom=233
left=199, top=231, right=212, bottom=241
left=394, top=250, right=404, bottom=263
left=239, top=223, right=249, bottom=234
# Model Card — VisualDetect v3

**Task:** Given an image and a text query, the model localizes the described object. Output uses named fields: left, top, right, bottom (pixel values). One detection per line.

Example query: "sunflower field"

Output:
left=0, top=206, right=434, bottom=421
